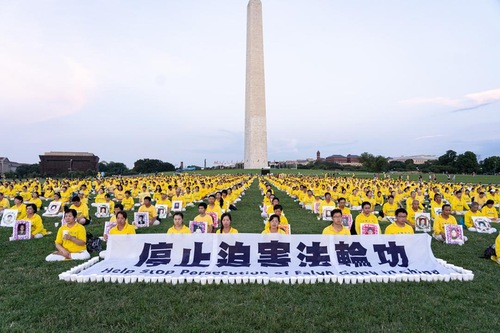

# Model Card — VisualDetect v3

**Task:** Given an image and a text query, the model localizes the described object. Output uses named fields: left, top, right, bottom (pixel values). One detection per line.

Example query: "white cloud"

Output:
left=465, top=88, right=500, bottom=104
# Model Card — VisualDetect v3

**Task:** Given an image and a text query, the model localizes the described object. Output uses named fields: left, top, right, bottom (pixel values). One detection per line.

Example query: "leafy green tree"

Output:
left=481, top=156, right=500, bottom=174
left=133, top=159, right=175, bottom=173
left=456, top=151, right=479, bottom=173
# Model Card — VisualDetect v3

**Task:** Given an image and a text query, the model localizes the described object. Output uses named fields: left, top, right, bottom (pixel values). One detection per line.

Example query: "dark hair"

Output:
left=65, top=208, right=77, bottom=218
left=324, top=192, right=331, bottom=197
left=105, top=194, right=111, bottom=198
left=268, top=214, right=280, bottom=223
left=125, top=190, right=131, bottom=195
left=395, top=208, right=407, bottom=217
left=26, top=203, right=37, bottom=213
left=361, top=201, right=371, bottom=208
left=173, top=212, right=184, bottom=219
left=273, top=204, right=283, bottom=212
left=15, top=195, right=23, bottom=201
left=441, top=204, right=451, bottom=210
left=115, top=203, right=124, bottom=211
left=71, top=196, right=80, bottom=202
left=338, top=197, right=346, bottom=203
left=144, top=196, right=152, bottom=202
left=388, top=195, right=394, bottom=200
left=220, top=212, right=232, bottom=233
left=198, top=202, right=207, bottom=209
left=116, top=211, right=127, bottom=220
left=485, top=199, right=495, bottom=206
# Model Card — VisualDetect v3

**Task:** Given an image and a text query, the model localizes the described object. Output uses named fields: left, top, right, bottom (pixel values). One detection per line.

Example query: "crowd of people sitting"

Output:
left=0, top=173, right=499, bottom=264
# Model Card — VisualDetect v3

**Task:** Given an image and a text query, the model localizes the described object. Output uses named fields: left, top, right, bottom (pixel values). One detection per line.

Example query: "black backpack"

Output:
left=86, top=232, right=103, bottom=253
left=483, top=245, right=496, bottom=259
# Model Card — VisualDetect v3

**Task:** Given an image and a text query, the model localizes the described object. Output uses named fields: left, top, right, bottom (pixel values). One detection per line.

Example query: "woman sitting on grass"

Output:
left=45, top=209, right=90, bottom=262
left=216, top=213, right=238, bottom=234
left=262, top=214, right=286, bottom=234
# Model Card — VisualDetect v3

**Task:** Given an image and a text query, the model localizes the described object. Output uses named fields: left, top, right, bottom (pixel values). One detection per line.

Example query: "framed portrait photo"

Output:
left=95, top=203, right=110, bottom=218
left=360, top=223, right=380, bottom=235
left=341, top=214, right=353, bottom=228
left=472, top=216, right=492, bottom=233
left=1, top=209, right=18, bottom=227
left=189, top=221, right=207, bottom=234
left=12, top=220, right=31, bottom=240
left=103, top=221, right=117, bottom=238
left=45, top=201, right=62, bottom=215
left=134, top=212, right=149, bottom=228
left=156, top=205, right=168, bottom=219
left=207, top=212, right=219, bottom=228
left=321, top=206, right=336, bottom=221
left=172, top=201, right=183, bottom=212
left=444, top=224, right=464, bottom=245
left=415, top=213, right=431, bottom=232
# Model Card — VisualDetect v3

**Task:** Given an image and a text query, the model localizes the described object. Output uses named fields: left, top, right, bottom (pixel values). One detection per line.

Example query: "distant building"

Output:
left=325, top=154, right=361, bottom=165
left=0, top=157, right=26, bottom=174
left=39, top=152, right=99, bottom=176
left=388, top=155, right=437, bottom=165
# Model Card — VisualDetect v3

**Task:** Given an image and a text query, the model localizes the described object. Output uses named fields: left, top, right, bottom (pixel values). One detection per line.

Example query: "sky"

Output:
left=1, top=0, right=500, bottom=168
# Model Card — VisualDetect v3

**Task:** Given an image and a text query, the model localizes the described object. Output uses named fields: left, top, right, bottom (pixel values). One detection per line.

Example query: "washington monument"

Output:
left=244, top=0, right=268, bottom=169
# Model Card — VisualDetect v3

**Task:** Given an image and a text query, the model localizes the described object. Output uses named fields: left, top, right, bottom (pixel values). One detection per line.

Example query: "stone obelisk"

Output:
left=244, top=0, right=268, bottom=169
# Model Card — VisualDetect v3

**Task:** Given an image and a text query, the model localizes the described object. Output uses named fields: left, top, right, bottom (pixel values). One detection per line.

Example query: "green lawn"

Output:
left=1, top=177, right=499, bottom=332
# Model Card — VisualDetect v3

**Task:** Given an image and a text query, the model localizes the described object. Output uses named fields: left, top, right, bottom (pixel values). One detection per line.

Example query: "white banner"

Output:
left=61, top=234, right=474, bottom=284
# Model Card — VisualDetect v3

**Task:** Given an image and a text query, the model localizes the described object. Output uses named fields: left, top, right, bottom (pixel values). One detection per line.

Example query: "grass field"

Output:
left=1, top=176, right=500, bottom=332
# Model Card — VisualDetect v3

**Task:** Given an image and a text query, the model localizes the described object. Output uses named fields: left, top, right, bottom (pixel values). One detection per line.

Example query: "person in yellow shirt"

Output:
left=216, top=212, right=238, bottom=234
left=385, top=208, right=414, bottom=234
left=464, top=202, right=483, bottom=229
left=24, top=204, right=49, bottom=239
left=322, top=209, right=351, bottom=235
left=45, top=209, right=90, bottom=261
left=264, top=205, right=289, bottom=231
left=69, top=196, right=90, bottom=226
left=433, top=204, right=467, bottom=242
left=318, top=192, right=336, bottom=219
left=406, top=200, right=423, bottom=227
left=353, top=202, right=378, bottom=235
left=492, top=234, right=500, bottom=264
left=171, top=188, right=186, bottom=211
left=450, top=190, right=469, bottom=213
left=206, top=195, right=223, bottom=223
left=382, top=196, right=398, bottom=219
left=194, top=202, right=215, bottom=233
left=481, top=200, right=498, bottom=221
left=430, top=194, right=444, bottom=219
left=93, top=188, right=107, bottom=204
left=167, top=212, right=191, bottom=234
left=28, top=192, right=43, bottom=210
left=337, top=197, right=351, bottom=215
left=0, top=192, right=10, bottom=213
left=100, top=210, right=136, bottom=259
left=262, top=214, right=287, bottom=234
left=13, top=196, right=27, bottom=220
left=121, top=190, right=135, bottom=211
left=139, top=197, right=159, bottom=226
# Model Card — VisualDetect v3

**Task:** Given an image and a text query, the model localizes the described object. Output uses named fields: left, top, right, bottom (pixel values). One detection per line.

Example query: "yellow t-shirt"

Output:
left=55, top=223, right=87, bottom=253
left=464, top=210, right=483, bottom=228
left=264, top=215, right=289, bottom=231
left=382, top=202, right=398, bottom=217
left=481, top=206, right=498, bottom=219
left=69, top=203, right=89, bottom=219
left=433, top=214, right=457, bottom=236
left=167, top=225, right=191, bottom=234
left=384, top=223, right=414, bottom=235
left=139, top=204, right=157, bottom=221
left=354, top=213, right=379, bottom=235
left=0, top=198, right=10, bottom=210
left=26, top=214, right=47, bottom=236
left=109, top=223, right=136, bottom=235
left=216, top=227, right=238, bottom=234
left=262, top=229, right=286, bottom=234
left=322, top=225, right=351, bottom=235
left=121, top=197, right=135, bottom=211
left=194, top=214, right=214, bottom=227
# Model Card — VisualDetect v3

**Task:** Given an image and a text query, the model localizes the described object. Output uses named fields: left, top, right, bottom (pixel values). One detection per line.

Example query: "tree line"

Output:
left=359, top=150, right=500, bottom=174
left=4, top=158, right=176, bottom=178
